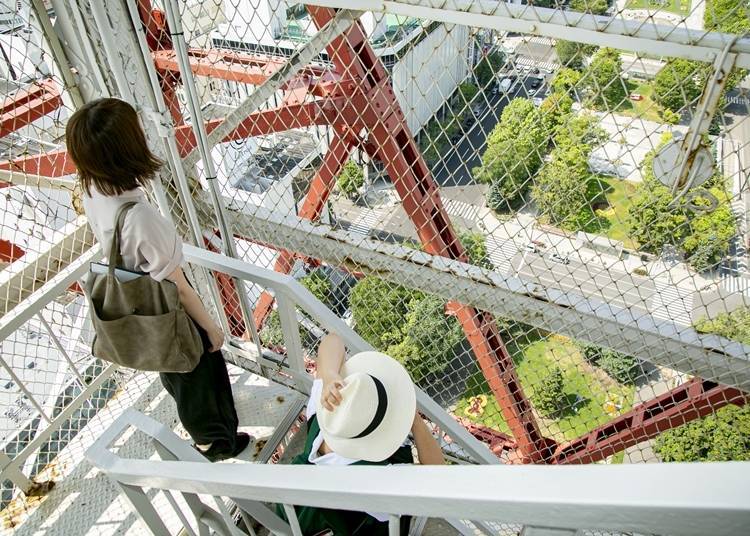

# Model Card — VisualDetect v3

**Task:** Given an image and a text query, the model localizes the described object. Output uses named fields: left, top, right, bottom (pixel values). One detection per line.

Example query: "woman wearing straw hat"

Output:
left=279, top=333, right=444, bottom=535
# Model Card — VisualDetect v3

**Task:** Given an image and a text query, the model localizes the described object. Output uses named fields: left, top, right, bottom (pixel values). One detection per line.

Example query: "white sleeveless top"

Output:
left=82, top=186, right=183, bottom=281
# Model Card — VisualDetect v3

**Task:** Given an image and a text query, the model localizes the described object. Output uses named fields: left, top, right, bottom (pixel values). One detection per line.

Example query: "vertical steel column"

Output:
left=163, top=0, right=257, bottom=340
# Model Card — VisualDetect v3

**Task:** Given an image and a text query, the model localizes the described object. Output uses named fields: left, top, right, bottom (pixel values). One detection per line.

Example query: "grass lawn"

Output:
left=586, top=176, right=639, bottom=250
left=615, top=82, right=664, bottom=123
left=625, top=0, right=691, bottom=16
left=455, top=335, right=635, bottom=442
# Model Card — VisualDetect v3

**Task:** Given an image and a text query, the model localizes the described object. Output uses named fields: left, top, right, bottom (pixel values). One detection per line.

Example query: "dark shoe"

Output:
left=197, top=433, right=252, bottom=463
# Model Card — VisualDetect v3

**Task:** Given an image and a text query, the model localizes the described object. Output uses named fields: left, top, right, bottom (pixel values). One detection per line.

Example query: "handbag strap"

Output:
left=108, top=202, right=138, bottom=276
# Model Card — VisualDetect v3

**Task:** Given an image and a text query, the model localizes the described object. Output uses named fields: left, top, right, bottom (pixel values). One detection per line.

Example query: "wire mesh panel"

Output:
left=137, top=0, right=750, bottom=466
left=2, top=1, right=750, bottom=527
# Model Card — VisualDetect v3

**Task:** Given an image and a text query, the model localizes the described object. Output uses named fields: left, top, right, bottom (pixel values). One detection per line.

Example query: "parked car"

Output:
left=629, top=93, right=644, bottom=101
left=529, top=76, right=543, bottom=89
left=549, top=252, right=570, bottom=264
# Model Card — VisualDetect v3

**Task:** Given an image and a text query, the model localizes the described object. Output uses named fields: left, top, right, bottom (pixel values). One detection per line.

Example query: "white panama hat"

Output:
left=316, top=351, right=417, bottom=462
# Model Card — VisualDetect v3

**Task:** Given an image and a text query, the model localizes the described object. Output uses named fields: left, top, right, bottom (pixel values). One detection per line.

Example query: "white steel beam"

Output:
left=307, top=0, right=750, bottom=69
left=0, top=220, right=96, bottom=317
left=94, top=452, right=750, bottom=536
left=216, top=202, right=750, bottom=391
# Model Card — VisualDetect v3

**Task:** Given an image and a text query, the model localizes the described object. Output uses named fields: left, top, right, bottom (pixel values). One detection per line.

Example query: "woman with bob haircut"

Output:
left=66, top=97, right=249, bottom=462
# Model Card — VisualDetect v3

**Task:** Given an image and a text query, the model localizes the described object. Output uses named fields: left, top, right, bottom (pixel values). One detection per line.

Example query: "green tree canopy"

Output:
left=539, top=92, right=574, bottom=142
left=337, top=160, right=364, bottom=199
left=475, top=51, right=505, bottom=89
left=550, top=67, right=583, bottom=97
left=474, top=98, right=545, bottom=210
left=584, top=48, right=626, bottom=109
left=570, top=0, right=609, bottom=14
left=388, top=294, right=464, bottom=381
left=704, top=0, right=750, bottom=34
left=652, top=59, right=704, bottom=114
left=694, top=306, right=750, bottom=345
left=654, top=404, right=750, bottom=462
left=533, top=144, right=594, bottom=230
left=626, top=134, right=737, bottom=271
left=556, top=40, right=597, bottom=71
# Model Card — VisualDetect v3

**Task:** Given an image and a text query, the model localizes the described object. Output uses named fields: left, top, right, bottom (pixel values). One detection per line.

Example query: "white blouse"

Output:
left=82, top=186, right=183, bottom=281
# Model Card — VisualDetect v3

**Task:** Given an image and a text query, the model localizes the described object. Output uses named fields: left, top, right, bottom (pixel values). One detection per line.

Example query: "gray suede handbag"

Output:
left=84, top=202, right=202, bottom=372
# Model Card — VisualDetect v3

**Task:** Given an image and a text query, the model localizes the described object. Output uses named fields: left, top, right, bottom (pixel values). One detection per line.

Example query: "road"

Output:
left=432, top=78, right=550, bottom=187
left=512, top=251, right=656, bottom=314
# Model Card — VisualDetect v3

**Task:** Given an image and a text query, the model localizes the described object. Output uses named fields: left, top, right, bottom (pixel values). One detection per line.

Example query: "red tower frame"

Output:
left=0, top=2, right=745, bottom=464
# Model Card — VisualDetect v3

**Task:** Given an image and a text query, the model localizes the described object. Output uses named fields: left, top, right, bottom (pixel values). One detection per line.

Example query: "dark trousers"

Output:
left=159, top=326, right=239, bottom=446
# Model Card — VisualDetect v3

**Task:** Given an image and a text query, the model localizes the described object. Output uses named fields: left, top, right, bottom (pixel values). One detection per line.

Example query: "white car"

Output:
left=497, top=77, right=513, bottom=93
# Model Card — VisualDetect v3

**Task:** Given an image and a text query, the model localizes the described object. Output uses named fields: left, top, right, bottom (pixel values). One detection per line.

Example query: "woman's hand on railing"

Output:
left=207, top=324, right=225, bottom=352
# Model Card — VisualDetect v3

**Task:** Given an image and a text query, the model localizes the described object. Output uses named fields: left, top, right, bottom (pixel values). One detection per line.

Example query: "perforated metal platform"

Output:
left=3, top=364, right=302, bottom=536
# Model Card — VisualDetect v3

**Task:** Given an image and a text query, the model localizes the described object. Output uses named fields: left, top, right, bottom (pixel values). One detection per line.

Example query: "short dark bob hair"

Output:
left=66, top=98, right=163, bottom=196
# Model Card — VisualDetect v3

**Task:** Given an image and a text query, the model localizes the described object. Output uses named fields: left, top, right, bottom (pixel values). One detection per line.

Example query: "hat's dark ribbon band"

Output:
left=351, top=375, right=388, bottom=439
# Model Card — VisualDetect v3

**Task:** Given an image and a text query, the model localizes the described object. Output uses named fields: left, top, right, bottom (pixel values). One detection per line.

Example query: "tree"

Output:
left=694, top=306, right=750, bottom=345
left=474, top=98, right=545, bottom=210
left=533, top=367, right=567, bottom=417
left=539, top=92, right=574, bottom=142
left=704, top=0, right=750, bottom=34
left=532, top=144, right=594, bottom=230
left=300, top=269, right=334, bottom=308
left=598, top=349, right=640, bottom=383
left=550, top=67, right=583, bottom=97
left=260, top=310, right=284, bottom=348
left=350, top=277, right=419, bottom=350
left=654, top=404, right=750, bottom=462
left=556, top=40, right=596, bottom=71
left=570, top=0, right=609, bottom=14
left=554, top=112, right=607, bottom=151
left=584, top=48, right=626, bottom=109
left=532, top=112, right=606, bottom=231
left=652, top=59, right=704, bottom=114
left=579, top=342, right=640, bottom=383
left=627, top=134, right=736, bottom=271
left=337, top=160, right=364, bottom=199
left=458, top=82, right=479, bottom=104
left=475, top=51, right=505, bottom=89
left=457, top=229, right=492, bottom=269
left=389, top=295, right=464, bottom=381
left=682, top=195, right=737, bottom=272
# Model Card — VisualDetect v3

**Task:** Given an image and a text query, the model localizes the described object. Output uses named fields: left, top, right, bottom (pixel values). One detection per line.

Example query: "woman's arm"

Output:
left=316, top=333, right=346, bottom=411
left=411, top=413, right=445, bottom=465
left=168, top=267, right=224, bottom=352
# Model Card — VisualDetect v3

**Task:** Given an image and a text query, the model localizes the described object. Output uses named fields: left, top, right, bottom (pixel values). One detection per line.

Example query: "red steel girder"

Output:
left=152, top=48, right=348, bottom=98
left=0, top=149, right=74, bottom=178
left=173, top=98, right=347, bottom=157
left=253, top=130, right=353, bottom=330
left=301, top=5, right=550, bottom=462
left=551, top=379, right=748, bottom=464
left=205, top=233, right=246, bottom=337
left=1, top=78, right=62, bottom=138
left=0, top=239, right=24, bottom=263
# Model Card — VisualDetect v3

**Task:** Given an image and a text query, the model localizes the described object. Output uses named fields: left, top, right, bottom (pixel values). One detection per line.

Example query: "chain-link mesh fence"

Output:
left=1, top=0, right=750, bottom=528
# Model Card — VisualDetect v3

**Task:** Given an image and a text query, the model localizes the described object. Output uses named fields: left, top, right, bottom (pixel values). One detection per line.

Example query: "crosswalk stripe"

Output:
left=485, top=236, right=518, bottom=275
left=514, top=56, right=559, bottom=72
left=444, top=198, right=480, bottom=222
left=650, top=280, right=693, bottom=326
left=348, top=208, right=384, bottom=236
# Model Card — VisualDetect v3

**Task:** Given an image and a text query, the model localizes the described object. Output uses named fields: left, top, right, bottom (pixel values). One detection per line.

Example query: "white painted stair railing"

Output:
left=85, top=247, right=750, bottom=536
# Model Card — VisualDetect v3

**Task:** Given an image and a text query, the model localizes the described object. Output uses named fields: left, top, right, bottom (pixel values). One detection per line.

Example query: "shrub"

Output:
left=533, top=367, right=566, bottom=417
